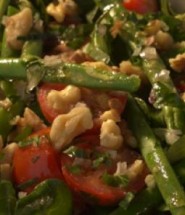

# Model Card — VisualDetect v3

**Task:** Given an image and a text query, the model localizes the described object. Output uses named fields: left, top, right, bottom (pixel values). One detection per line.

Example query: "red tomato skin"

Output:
left=37, top=83, right=65, bottom=123
left=12, top=139, right=63, bottom=192
left=61, top=149, right=147, bottom=206
left=123, top=0, right=158, bottom=14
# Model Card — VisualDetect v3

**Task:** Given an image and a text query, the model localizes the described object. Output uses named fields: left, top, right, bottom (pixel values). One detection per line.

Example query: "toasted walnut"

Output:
left=154, top=30, right=174, bottom=51
left=0, top=98, right=12, bottom=109
left=18, top=108, right=46, bottom=132
left=145, top=174, right=155, bottom=189
left=18, top=192, right=27, bottom=199
left=0, top=143, right=18, bottom=164
left=0, top=164, right=11, bottom=180
left=50, top=103, right=93, bottom=150
left=100, top=119, right=123, bottom=150
left=46, top=0, right=78, bottom=23
left=3, top=8, right=33, bottom=50
left=47, top=85, right=81, bottom=113
left=119, top=60, right=146, bottom=82
left=114, top=161, right=127, bottom=176
left=169, top=53, right=185, bottom=73
left=126, top=160, right=144, bottom=180
left=100, top=109, right=121, bottom=122
left=110, top=20, right=123, bottom=38
left=145, top=19, right=164, bottom=36
left=114, top=160, right=144, bottom=181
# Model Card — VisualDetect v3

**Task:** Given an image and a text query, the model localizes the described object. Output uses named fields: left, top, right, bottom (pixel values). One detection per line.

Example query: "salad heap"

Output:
left=0, top=0, right=185, bottom=214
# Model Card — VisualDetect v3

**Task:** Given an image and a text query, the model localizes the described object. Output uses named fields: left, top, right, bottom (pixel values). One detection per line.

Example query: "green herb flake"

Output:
left=17, top=178, right=38, bottom=191
left=101, top=172, right=129, bottom=188
left=18, top=136, right=40, bottom=148
left=119, top=192, right=135, bottom=210
left=68, top=165, right=82, bottom=175
left=92, top=152, right=112, bottom=168
left=64, top=146, right=88, bottom=158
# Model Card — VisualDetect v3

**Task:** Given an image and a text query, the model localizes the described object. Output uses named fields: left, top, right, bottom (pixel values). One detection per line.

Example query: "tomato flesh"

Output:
left=37, top=83, right=127, bottom=123
left=123, top=0, right=158, bottom=14
left=12, top=133, right=63, bottom=192
left=37, top=83, right=66, bottom=123
left=61, top=135, right=147, bottom=206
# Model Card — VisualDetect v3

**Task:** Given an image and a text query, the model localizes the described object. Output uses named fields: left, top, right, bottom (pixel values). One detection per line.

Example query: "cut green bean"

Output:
left=125, top=95, right=185, bottom=215
left=0, top=58, right=141, bottom=92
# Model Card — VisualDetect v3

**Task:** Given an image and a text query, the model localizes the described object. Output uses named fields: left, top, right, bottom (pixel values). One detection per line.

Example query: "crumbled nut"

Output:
left=110, top=20, right=123, bottom=38
left=145, top=174, right=155, bottom=189
left=18, top=191, right=27, bottom=199
left=114, top=161, right=127, bottom=176
left=0, top=163, right=12, bottom=180
left=46, top=0, right=78, bottom=23
left=0, top=98, right=12, bottom=109
left=100, top=109, right=121, bottom=122
left=18, top=108, right=46, bottom=132
left=50, top=103, right=93, bottom=150
left=169, top=53, right=185, bottom=73
left=145, top=20, right=163, bottom=36
left=100, top=119, right=123, bottom=150
left=47, top=85, right=81, bottom=113
left=119, top=60, right=146, bottom=82
left=154, top=30, right=174, bottom=51
left=181, top=92, right=185, bottom=102
left=10, top=116, right=20, bottom=126
left=114, top=160, right=144, bottom=181
left=126, top=160, right=144, bottom=180
left=0, top=142, right=18, bottom=164
left=3, top=8, right=33, bottom=50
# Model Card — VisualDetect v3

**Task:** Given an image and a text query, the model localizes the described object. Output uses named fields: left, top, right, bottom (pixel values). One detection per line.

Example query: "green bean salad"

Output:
left=0, top=0, right=185, bottom=214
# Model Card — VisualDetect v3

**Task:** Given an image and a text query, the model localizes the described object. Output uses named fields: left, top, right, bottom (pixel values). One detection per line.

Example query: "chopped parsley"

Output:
left=102, top=173, right=129, bottom=188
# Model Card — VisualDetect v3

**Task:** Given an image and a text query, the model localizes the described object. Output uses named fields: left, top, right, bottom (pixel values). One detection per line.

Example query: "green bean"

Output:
left=167, top=135, right=185, bottom=163
left=0, top=0, right=10, bottom=23
left=0, top=180, right=17, bottom=215
left=15, top=179, right=72, bottom=215
left=0, top=58, right=141, bottom=92
left=125, top=95, right=185, bottom=215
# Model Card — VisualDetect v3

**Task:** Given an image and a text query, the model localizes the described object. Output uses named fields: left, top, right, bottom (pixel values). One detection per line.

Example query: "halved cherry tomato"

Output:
left=61, top=135, right=147, bottom=206
left=37, top=83, right=127, bottom=124
left=12, top=129, right=63, bottom=192
left=37, top=83, right=66, bottom=123
left=123, top=0, right=158, bottom=14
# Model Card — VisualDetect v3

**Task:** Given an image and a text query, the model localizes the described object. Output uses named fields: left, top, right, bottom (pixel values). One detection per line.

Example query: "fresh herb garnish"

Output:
left=92, top=152, right=112, bottom=168
left=68, top=165, right=82, bottom=175
left=17, top=178, right=38, bottom=191
left=119, top=192, right=135, bottom=210
left=102, top=172, right=129, bottom=188
left=18, top=136, right=40, bottom=148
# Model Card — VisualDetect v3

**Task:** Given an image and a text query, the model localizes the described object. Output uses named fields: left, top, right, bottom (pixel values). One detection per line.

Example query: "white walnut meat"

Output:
left=114, top=160, right=144, bottom=181
left=17, top=108, right=46, bottom=132
left=47, top=85, right=81, bottom=114
left=3, top=8, right=33, bottom=50
left=50, top=103, right=93, bottom=151
left=46, top=0, right=78, bottom=23
left=169, top=53, right=185, bottom=73
left=100, top=119, right=123, bottom=150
